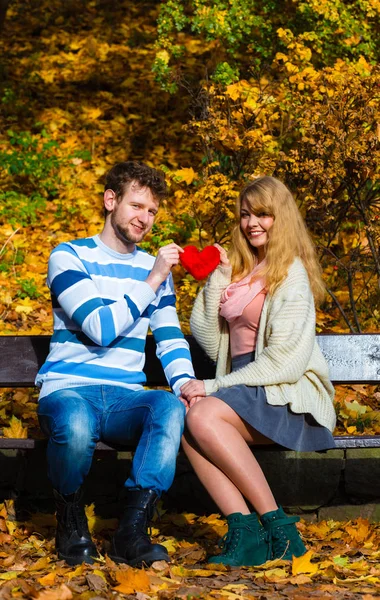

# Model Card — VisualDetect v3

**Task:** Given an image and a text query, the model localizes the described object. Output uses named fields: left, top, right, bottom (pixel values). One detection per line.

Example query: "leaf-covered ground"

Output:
left=1, top=500, right=380, bottom=600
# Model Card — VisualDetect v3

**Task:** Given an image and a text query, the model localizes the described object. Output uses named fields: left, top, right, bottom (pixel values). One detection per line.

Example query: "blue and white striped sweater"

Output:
left=36, top=235, right=195, bottom=398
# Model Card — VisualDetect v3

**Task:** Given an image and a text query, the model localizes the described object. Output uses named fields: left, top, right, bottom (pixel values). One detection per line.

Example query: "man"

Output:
left=36, top=161, right=195, bottom=567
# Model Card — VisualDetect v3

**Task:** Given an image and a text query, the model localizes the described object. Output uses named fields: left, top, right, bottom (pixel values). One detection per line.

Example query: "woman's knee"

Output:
left=185, top=399, right=218, bottom=440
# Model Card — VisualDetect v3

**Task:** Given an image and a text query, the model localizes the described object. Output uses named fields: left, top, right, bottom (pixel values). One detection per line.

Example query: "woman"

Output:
left=180, top=176, right=336, bottom=566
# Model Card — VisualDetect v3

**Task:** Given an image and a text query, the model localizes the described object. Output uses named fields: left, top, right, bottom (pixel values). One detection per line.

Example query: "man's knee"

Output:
left=150, top=390, right=186, bottom=420
left=38, top=394, right=96, bottom=451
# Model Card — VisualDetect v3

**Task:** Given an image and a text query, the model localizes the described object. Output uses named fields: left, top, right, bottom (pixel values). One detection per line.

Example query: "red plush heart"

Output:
left=180, top=245, right=221, bottom=280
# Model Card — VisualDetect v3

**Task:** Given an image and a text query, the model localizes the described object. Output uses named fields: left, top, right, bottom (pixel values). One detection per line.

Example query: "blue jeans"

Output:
left=37, top=385, right=186, bottom=496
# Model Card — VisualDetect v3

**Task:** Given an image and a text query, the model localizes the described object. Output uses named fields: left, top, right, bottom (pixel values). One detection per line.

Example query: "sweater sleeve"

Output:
left=203, top=265, right=317, bottom=394
left=190, top=266, right=232, bottom=362
left=48, top=243, right=156, bottom=347
left=150, top=274, right=195, bottom=397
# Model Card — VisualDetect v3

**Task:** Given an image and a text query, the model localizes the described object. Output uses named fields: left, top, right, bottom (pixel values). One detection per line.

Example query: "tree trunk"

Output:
left=0, top=0, right=11, bottom=32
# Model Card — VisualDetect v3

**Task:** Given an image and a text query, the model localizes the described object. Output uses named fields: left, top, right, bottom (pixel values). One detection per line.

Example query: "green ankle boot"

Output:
left=208, top=512, right=270, bottom=567
left=261, top=506, right=307, bottom=561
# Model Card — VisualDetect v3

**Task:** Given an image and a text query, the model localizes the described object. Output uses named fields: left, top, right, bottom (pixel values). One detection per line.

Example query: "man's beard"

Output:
left=111, top=213, right=144, bottom=244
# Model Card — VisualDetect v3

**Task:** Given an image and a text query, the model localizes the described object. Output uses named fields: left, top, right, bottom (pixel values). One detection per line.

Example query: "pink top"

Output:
left=228, top=290, right=267, bottom=357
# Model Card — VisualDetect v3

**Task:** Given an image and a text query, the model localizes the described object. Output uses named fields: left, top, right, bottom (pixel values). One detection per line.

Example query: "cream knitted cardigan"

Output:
left=190, top=258, right=336, bottom=432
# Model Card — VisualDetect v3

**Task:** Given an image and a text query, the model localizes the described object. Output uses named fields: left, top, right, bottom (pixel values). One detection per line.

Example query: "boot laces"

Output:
left=218, top=528, right=241, bottom=556
left=218, top=522, right=265, bottom=557
left=270, top=529, right=291, bottom=559
left=267, top=516, right=299, bottom=559
left=66, top=502, right=88, bottom=537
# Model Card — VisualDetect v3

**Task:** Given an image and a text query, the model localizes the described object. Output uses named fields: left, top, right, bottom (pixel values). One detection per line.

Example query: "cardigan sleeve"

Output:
left=203, top=264, right=317, bottom=394
left=190, top=266, right=232, bottom=362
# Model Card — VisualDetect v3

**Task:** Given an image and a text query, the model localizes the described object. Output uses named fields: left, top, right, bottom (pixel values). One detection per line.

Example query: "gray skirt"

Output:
left=213, top=352, right=335, bottom=451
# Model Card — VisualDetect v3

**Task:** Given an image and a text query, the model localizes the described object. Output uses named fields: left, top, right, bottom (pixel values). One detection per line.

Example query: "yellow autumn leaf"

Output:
left=170, top=565, right=222, bottom=577
left=5, top=520, right=18, bottom=536
left=85, top=503, right=96, bottom=534
left=67, top=563, right=85, bottom=580
left=28, top=556, right=51, bottom=571
left=39, top=70, right=56, bottom=84
left=226, top=83, right=241, bottom=101
left=113, top=568, right=151, bottom=594
left=345, top=400, right=367, bottom=415
left=174, top=167, right=196, bottom=185
left=292, top=550, right=319, bottom=575
left=93, top=569, right=107, bottom=582
left=169, top=512, right=198, bottom=526
left=346, top=426, right=357, bottom=434
left=307, top=521, right=332, bottom=539
left=0, top=225, right=17, bottom=237
left=82, top=107, right=102, bottom=120
left=0, top=571, right=19, bottom=580
left=38, top=572, right=57, bottom=586
left=160, top=538, right=177, bottom=553
left=263, top=567, right=289, bottom=581
left=2, top=415, right=28, bottom=439
left=216, top=591, right=246, bottom=599
left=0, top=291, right=12, bottom=305
left=346, top=518, right=372, bottom=543
left=289, top=574, right=313, bottom=584
left=334, top=574, right=379, bottom=584
left=15, top=298, right=35, bottom=314
left=222, top=584, right=249, bottom=591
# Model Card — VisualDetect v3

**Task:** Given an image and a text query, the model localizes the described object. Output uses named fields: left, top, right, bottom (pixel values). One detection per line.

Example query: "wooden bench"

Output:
left=0, top=333, right=379, bottom=450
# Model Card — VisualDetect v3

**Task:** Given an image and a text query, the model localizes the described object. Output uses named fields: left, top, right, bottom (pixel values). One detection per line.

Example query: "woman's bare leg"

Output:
left=184, top=396, right=278, bottom=516
left=182, top=429, right=251, bottom=515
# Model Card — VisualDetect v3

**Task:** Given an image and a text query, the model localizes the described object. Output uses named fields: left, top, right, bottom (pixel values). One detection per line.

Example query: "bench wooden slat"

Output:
left=317, top=334, right=380, bottom=384
left=1, top=334, right=380, bottom=387
left=0, top=335, right=216, bottom=387
left=0, top=439, right=121, bottom=451
left=1, top=435, right=379, bottom=451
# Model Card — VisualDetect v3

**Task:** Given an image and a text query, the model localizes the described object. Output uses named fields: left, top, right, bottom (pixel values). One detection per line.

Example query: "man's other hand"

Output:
left=180, top=379, right=206, bottom=402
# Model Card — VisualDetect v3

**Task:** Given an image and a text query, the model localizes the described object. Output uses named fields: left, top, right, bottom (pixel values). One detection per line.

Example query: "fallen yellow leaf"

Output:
left=29, top=556, right=51, bottom=571
left=67, top=564, right=85, bottom=580
left=0, top=571, right=19, bottom=580
left=38, top=572, right=57, bottom=586
left=292, top=550, right=319, bottom=575
left=113, top=568, right=151, bottom=594
left=170, top=565, right=222, bottom=577
left=160, top=538, right=177, bottom=553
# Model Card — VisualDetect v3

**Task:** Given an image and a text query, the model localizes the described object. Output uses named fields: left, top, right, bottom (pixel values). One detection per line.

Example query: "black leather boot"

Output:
left=110, top=489, right=170, bottom=566
left=53, top=488, right=98, bottom=565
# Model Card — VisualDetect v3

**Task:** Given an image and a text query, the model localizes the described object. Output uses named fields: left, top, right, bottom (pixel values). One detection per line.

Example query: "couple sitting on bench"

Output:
left=35, top=161, right=336, bottom=568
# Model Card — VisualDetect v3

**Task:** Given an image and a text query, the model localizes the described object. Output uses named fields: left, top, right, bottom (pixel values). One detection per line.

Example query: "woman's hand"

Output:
left=180, top=379, right=206, bottom=401
left=214, top=243, right=231, bottom=268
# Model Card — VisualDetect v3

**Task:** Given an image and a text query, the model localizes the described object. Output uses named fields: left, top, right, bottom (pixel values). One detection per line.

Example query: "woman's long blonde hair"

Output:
left=229, top=176, right=325, bottom=305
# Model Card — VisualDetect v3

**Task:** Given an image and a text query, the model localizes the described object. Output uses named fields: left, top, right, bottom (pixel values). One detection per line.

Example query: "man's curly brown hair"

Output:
left=104, top=161, right=167, bottom=216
